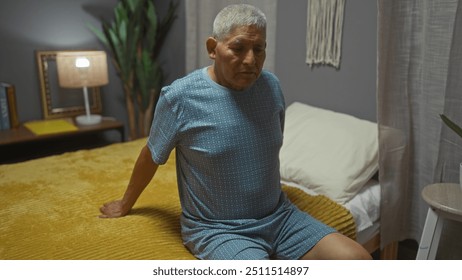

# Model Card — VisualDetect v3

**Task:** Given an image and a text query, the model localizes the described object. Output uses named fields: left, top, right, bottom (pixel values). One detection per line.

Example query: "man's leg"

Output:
left=273, top=201, right=371, bottom=260
left=300, top=232, right=372, bottom=260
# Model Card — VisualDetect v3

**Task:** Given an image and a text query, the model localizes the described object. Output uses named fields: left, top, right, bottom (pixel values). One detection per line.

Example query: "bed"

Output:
left=0, top=102, right=395, bottom=259
left=279, top=102, right=396, bottom=259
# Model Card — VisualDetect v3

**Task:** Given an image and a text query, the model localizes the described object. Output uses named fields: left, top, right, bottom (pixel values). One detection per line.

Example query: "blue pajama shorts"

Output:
left=180, top=197, right=336, bottom=260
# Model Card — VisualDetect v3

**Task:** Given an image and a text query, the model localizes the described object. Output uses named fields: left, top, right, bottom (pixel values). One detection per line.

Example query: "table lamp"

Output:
left=56, top=51, right=108, bottom=125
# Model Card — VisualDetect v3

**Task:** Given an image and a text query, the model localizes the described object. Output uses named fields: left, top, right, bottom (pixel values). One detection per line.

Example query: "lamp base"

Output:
left=75, top=114, right=102, bottom=126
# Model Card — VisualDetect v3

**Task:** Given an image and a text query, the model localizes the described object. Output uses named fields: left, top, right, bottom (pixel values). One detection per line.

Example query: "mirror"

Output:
left=36, top=50, right=102, bottom=119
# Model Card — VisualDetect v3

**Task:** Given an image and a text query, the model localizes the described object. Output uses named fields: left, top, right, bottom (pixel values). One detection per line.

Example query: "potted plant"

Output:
left=440, top=114, right=462, bottom=138
left=440, top=114, right=462, bottom=188
left=89, top=0, right=177, bottom=139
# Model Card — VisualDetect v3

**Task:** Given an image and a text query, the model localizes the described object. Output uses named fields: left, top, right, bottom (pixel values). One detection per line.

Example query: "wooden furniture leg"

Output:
left=380, top=241, right=398, bottom=260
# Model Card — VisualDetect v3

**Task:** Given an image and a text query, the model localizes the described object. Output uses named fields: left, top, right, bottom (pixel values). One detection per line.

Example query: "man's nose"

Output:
left=243, top=49, right=256, bottom=65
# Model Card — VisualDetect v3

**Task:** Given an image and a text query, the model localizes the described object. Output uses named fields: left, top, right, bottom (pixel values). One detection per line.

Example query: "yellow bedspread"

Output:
left=0, top=138, right=355, bottom=260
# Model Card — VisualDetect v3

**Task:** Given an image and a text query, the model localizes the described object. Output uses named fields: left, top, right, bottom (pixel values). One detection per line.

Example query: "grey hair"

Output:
left=212, top=4, right=266, bottom=41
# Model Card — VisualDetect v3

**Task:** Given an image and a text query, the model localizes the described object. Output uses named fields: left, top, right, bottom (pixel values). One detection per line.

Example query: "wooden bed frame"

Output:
left=363, top=235, right=398, bottom=260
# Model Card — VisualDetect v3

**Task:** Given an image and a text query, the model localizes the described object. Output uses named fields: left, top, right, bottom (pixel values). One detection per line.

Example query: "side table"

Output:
left=0, top=118, right=125, bottom=163
left=416, top=183, right=462, bottom=259
left=0, top=118, right=124, bottom=146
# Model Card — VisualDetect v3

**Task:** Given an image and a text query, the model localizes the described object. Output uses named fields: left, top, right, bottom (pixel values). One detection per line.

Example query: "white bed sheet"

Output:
left=281, top=179, right=381, bottom=243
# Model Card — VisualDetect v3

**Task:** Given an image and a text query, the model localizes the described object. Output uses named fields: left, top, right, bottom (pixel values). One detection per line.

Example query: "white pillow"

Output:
left=280, top=102, right=379, bottom=204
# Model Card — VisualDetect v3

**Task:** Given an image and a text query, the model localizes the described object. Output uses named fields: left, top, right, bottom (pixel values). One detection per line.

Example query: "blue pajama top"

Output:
left=147, top=67, right=285, bottom=222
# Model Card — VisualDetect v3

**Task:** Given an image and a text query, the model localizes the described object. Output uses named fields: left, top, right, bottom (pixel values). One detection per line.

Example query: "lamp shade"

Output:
left=56, top=51, right=108, bottom=88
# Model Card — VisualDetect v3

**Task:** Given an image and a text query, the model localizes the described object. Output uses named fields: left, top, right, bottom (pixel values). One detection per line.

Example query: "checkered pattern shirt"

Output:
left=148, top=67, right=285, bottom=221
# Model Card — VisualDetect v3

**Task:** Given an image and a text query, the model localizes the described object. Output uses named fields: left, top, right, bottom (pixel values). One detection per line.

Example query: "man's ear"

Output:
left=206, top=37, right=217, bottom=59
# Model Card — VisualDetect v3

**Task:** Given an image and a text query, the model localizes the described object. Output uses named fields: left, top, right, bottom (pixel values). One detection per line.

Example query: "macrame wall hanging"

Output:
left=306, top=0, right=345, bottom=68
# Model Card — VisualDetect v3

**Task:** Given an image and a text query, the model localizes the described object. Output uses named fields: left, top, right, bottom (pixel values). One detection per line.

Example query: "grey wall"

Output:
left=0, top=0, right=185, bottom=137
left=0, top=0, right=123, bottom=124
left=0, top=0, right=376, bottom=137
left=275, top=0, right=377, bottom=121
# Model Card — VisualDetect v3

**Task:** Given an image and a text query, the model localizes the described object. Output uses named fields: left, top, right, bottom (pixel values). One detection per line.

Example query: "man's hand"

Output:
left=99, top=200, right=130, bottom=218
left=99, top=145, right=158, bottom=219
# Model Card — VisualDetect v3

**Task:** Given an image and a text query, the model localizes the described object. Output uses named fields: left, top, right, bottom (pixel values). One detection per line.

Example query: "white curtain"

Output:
left=185, top=0, right=278, bottom=74
left=377, top=0, right=462, bottom=251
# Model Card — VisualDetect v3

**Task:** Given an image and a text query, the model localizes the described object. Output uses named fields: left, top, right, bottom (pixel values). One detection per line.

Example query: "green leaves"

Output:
left=88, top=0, right=177, bottom=111
left=440, top=114, right=462, bottom=139
left=88, top=0, right=177, bottom=138
left=145, top=1, right=158, bottom=52
left=136, top=50, right=161, bottom=107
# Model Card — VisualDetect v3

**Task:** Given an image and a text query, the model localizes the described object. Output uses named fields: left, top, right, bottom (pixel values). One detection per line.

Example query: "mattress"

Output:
left=0, top=138, right=357, bottom=259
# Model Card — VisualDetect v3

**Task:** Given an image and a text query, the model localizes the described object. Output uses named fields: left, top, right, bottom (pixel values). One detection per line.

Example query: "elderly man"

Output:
left=99, top=4, right=371, bottom=260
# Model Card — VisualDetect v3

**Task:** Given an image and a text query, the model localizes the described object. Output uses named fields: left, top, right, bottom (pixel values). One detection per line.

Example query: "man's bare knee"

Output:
left=301, top=233, right=372, bottom=260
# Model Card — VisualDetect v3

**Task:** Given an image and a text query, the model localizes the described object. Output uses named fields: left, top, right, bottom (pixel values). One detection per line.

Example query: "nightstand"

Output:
left=0, top=118, right=124, bottom=163
left=416, top=183, right=462, bottom=259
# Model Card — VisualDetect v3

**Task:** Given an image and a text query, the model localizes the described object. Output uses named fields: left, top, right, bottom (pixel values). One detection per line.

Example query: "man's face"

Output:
left=207, top=25, right=266, bottom=91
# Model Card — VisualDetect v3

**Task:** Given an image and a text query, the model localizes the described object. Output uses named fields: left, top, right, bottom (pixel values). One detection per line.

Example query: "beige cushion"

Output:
left=280, top=102, right=379, bottom=204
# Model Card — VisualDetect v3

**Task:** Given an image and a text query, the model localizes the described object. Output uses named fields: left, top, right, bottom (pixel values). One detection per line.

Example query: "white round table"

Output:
left=416, top=183, right=462, bottom=259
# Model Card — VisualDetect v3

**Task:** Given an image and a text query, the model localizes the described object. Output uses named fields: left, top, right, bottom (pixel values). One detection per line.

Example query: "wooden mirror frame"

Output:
left=36, top=50, right=102, bottom=119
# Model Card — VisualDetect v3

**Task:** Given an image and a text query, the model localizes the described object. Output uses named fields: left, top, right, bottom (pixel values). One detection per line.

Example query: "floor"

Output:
left=370, top=239, right=417, bottom=260
left=397, top=239, right=418, bottom=260
left=383, top=220, right=462, bottom=260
